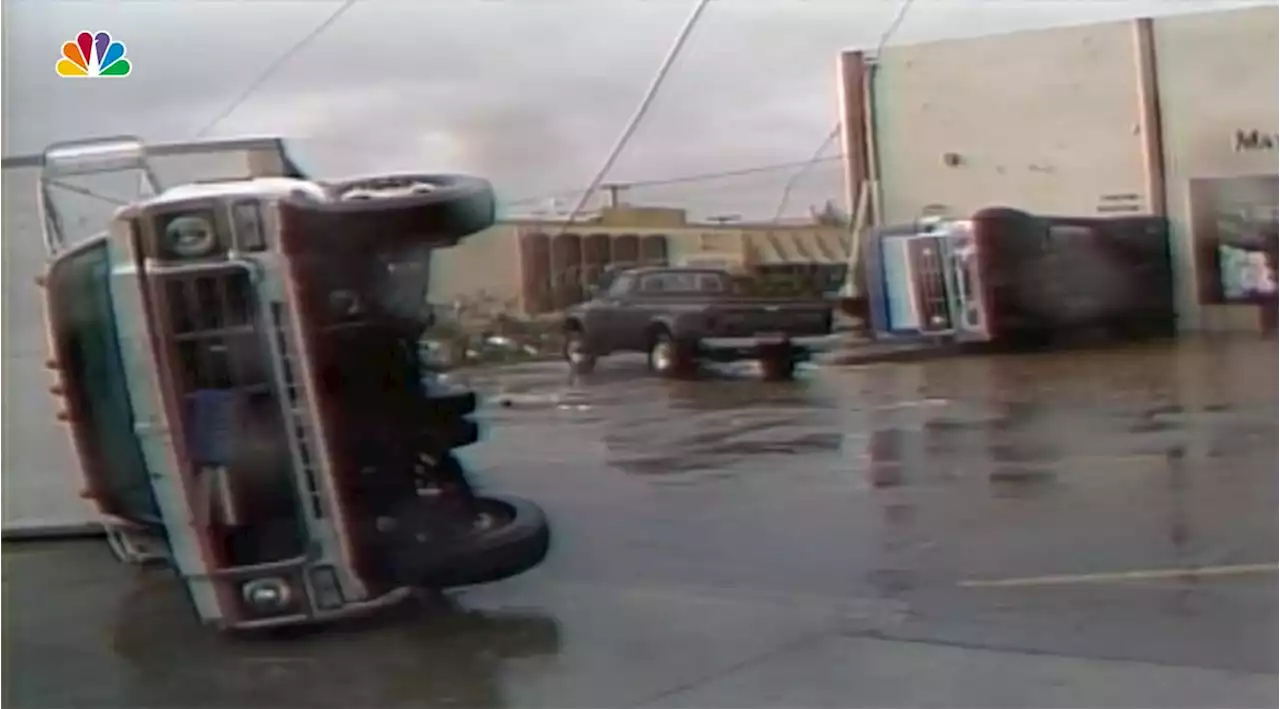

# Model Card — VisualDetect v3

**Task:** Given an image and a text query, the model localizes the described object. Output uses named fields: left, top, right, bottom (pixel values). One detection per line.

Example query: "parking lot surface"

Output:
left=4, top=337, right=1277, bottom=708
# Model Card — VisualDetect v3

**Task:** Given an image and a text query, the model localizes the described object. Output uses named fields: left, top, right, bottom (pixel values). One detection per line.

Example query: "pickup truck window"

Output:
left=606, top=273, right=636, bottom=297
left=638, top=271, right=728, bottom=294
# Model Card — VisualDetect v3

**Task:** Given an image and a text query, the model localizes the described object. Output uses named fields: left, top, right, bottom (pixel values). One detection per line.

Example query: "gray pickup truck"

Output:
left=561, top=266, right=836, bottom=380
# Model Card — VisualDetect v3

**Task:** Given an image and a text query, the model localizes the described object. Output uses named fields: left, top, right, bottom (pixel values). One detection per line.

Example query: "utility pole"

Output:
left=600, top=183, right=629, bottom=209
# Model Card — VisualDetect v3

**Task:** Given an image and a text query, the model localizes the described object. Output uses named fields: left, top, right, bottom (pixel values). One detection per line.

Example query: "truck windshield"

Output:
left=49, top=241, right=162, bottom=525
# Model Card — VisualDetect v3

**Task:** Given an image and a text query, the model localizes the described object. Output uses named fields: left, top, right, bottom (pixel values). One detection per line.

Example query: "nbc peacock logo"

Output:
left=56, top=31, right=132, bottom=78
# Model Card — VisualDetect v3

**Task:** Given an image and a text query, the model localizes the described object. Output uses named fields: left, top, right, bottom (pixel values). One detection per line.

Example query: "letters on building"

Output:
left=1233, top=129, right=1278, bottom=152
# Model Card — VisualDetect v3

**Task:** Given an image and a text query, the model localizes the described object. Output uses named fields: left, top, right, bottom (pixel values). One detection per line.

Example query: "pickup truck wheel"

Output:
left=648, top=331, right=696, bottom=379
left=562, top=330, right=597, bottom=374
left=760, top=352, right=797, bottom=381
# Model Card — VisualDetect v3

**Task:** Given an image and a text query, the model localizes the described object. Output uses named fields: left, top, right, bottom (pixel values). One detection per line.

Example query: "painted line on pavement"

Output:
left=959, top=563, right=1278, bottom=588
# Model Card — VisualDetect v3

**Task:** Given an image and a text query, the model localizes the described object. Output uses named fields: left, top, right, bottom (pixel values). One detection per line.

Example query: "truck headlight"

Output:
left=241, top=577, right=294, bottom=613
left=162, top=213, right=219, bottom=258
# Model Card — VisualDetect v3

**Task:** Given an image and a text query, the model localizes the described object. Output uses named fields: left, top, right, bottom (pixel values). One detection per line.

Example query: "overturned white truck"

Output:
left=38, top=136, right=550, bottom=631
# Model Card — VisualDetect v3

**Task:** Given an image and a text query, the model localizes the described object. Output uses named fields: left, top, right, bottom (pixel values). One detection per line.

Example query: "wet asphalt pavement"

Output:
left=4, top=336, right=1278, bottom=708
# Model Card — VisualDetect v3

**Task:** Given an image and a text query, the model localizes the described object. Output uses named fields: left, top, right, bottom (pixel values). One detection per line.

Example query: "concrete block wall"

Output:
left=869, top=20, right=1150, bottom=224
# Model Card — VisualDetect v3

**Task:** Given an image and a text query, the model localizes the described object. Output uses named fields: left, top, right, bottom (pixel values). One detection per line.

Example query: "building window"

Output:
left=551, top=232, right=585, bottom=309
left=1188, top=175, right=1279, bottom=304
left=520, top=232, right=552, bottom=314
left=613, top=234, right=640, bottom=265
left=641, top=234, right=669, bottom=266
left=581, top=233, right=610, bottom=291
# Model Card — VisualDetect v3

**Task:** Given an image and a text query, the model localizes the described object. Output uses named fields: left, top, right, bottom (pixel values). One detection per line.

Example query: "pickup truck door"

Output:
left=591, top=273, right=647, bottom=352
left=610, top=289, right=654, bottom=351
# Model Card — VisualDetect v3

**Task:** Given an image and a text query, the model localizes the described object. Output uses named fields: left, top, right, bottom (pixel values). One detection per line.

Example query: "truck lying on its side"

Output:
left=38, top=136, right=550, bottom=632
left=561, top=265, right=836, bottom=380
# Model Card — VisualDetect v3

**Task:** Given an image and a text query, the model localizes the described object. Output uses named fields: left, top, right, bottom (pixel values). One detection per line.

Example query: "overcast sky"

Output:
left=2, top=0, right=1268, bottom=219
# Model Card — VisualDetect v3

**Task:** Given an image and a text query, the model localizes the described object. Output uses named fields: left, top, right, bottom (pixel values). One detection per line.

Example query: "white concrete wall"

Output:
left=1153, top=5, right=1279, bottom=331
left=871, top=21, right=1149, bottom=223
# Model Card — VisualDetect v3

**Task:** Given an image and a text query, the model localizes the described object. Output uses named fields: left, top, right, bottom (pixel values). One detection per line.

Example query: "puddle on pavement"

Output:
left=604, top=389, right=844, bottom=479
left=107, top=575, right=563, bottom=708
left=463, top=339, right=1276, bottom=504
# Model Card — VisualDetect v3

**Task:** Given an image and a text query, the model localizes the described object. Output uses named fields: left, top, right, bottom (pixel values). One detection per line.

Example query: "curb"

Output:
left=815, top=338, right=967, bottom=366
left=3, top=523, right=105, bottom=543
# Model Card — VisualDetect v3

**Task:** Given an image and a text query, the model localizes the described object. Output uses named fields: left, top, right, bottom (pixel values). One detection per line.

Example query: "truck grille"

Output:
left=164, top=273, right=260, bottom=391
left=153, top=267, right=306, bottom=566
left=907, top=238, right=953, bottom=333
left=269, top=302, right=325, bottom=519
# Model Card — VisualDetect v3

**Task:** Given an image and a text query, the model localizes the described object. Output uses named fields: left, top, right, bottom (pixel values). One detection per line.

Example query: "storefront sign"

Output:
left=1233, top=129, right=1278, bottom=152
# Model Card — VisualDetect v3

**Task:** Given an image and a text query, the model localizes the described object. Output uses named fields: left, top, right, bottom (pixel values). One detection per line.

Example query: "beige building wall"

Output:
left=1152, top=5, right=1279, bottom=331
left=429, top=223, right=523, bottom=309
left=871, top=20, right=1151, bottom=224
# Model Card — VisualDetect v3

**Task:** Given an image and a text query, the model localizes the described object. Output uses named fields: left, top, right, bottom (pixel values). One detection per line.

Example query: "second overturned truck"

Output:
left=40, top=137, right=550, bottom=631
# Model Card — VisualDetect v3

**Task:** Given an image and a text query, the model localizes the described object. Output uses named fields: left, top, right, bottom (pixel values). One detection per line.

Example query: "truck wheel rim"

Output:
left=566, top=336, right=589, bottom=364
left=651, top=341, right=674, bottom=371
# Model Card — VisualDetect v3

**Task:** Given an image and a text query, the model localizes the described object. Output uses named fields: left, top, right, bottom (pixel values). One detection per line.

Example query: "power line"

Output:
left=193, top=0, right=359, bottom=139
left=874, top=0, right=918, bottom=55
left=506, top=154, right=846, bottom=208
left=770, top=0, right=918, bottom=222
left=771, top=126, right=841, bottom=222
left=554, top=0, right=713, bottom=236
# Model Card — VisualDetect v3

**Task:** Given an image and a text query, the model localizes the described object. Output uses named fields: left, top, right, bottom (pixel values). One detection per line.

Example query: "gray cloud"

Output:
left=4, top=0, right=1267, bottom=218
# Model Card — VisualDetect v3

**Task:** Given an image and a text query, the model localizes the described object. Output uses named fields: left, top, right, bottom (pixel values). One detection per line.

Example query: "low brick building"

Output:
left=429, top=206, right=852, bottom=315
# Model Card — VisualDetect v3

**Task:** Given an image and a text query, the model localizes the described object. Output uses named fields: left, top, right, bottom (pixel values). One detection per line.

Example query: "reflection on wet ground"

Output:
left=6, top=337, right=1278, bottom=707
left=4, top=542, right=563, bottom=708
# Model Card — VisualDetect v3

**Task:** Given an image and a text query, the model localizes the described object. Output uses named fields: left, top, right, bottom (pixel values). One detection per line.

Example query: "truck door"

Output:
left=594, top=273, right=645, bottom=351
left=617, top=272, right=666, bottom=350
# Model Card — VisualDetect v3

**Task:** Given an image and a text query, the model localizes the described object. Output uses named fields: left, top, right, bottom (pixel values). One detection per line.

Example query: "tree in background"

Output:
left=810, top=200, right=850, bottom=228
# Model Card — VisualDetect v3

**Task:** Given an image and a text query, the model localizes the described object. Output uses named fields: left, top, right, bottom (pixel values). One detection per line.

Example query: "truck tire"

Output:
left=287, top=174, right=497, bottom=245
left=562, top=328, right=597, bottom=375
left=387, top=494, right=551, bottom=589
left=759, top=351, right=797, bottom=381
left=647, top=329, right=697, bottom=379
